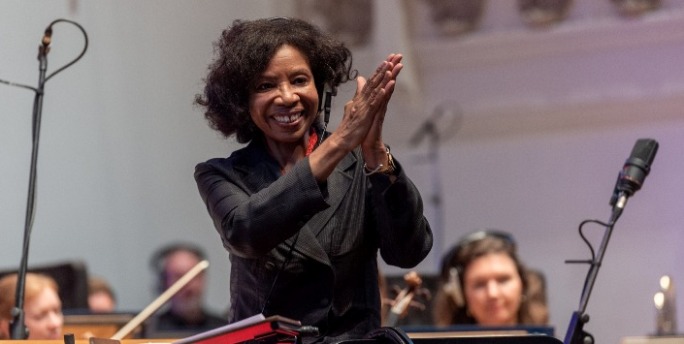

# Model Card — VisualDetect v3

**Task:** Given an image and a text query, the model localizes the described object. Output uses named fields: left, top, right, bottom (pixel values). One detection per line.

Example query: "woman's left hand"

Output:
left=361, top=53, right=403, bottom=169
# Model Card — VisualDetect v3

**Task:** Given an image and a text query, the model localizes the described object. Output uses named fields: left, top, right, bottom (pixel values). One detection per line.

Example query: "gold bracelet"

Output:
left=363, top=146, right=396, bottom=176
left=384, top=148, right=396, bottom=175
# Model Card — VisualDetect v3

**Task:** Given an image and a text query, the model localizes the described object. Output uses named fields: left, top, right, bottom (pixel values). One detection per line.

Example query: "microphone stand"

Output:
left=565, top=138, right=657, bottom=344
left=563, top=198, right=626, bottom=344
left=426, top=124, right=444, bottom=261
left=9, top=37, right=50, bottom=341
left=2, top=19, right=88, bottom=340
left=408, top=104, right=461, bottom=263
left=409, top=118, right=444, bottom=261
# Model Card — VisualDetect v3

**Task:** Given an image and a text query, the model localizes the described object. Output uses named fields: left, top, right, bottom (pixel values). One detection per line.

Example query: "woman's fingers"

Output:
left=335, top=53, right=404, bottom=150
left=354, top=76, right=367, bottom=98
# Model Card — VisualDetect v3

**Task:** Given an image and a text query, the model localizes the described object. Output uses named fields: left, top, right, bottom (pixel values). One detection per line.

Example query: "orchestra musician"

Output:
left=88, top=276, right=117, bottom=313
left=432, top=230, right=549, bottom=326
left=146, top=243, right=226, bottom=336
left=0, top=273, right=64, bottom=340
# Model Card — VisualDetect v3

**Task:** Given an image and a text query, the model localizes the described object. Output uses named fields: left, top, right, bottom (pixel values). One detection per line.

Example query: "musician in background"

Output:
left=88, top=276, right=117, bottom=313
left=432, top=230, right=548, bottom=326
left=0, top=272, right=63, bottom=340
left=146, top=243, right=226, bottom=336
left=194, top=17, right=432, bottom=343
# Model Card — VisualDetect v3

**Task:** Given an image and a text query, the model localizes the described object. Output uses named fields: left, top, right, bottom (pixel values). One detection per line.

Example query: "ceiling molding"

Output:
left=415, top=9, right=684, bottom=70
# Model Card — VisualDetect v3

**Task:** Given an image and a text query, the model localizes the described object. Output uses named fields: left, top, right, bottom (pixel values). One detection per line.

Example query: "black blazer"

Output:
left=195, top=140, right=432, bottom=343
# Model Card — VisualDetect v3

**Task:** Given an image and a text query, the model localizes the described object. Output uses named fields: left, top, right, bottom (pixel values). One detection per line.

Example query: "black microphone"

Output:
left=408, top=120, right=435, bottom=147
left=408, top=109, right=443, bottom=147
left=610, top=138, right=659, bottom=210
left=408, top=104, right=458, bottom=147
left=323, top=87, right=335, bottom=124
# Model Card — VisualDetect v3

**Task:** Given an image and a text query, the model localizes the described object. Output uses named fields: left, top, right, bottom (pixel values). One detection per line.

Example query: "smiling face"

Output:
left=463, top=252, right=523, bottom=326
left=248, top=44, right=319, bottom=150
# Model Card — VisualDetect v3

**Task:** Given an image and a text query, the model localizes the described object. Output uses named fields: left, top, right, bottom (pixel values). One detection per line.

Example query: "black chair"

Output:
left=0, top=260, right=90, bottom=310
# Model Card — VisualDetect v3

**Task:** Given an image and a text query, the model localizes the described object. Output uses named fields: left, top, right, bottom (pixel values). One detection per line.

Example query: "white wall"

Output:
left=2, top=1, right=683, bottom=344
left=1, top=0, right=281, bottom=318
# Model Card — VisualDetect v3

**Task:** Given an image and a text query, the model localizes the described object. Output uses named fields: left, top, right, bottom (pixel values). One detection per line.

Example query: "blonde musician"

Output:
left=0, top=272, right=64, bottom=340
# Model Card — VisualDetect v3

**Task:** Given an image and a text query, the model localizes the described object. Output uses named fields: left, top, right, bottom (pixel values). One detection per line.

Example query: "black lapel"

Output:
left=291, top=151, right=357, bottom=266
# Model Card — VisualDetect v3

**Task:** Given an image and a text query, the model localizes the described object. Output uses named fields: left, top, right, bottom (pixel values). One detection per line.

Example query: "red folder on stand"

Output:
left=173, top=314, right=306, bottom=344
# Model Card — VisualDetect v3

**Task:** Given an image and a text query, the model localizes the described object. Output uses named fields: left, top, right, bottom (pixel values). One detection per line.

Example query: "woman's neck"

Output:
left=264, top=137, right=308, bottom=175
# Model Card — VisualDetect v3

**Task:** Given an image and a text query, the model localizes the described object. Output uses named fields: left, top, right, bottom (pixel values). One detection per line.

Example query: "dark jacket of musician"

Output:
left=195, top=138, right=432, bottom=343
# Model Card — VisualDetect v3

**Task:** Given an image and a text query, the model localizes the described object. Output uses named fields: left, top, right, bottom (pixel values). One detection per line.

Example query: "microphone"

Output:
left=408, top=120, right=435, bottom=147
left=409, top=109, right=443, bottom=147
left=408, top=104, right=460, bottom=147
left=42, top=26, right=53, bottom=47
left=323, top=86, right=335, bottom=124
left=609, top=138, right=659, bottom=211
left=38, top=24, right=53, bottom=58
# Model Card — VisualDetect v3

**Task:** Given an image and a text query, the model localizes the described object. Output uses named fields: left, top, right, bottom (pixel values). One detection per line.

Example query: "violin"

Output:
left=383, top=271, right=431, bottom=327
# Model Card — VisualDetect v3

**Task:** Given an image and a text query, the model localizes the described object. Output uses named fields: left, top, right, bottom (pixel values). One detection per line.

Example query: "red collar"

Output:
left=306, top=130, right=318, bottom=156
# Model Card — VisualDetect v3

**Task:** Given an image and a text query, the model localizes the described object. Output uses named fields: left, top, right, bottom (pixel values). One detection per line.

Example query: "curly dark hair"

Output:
left=195, top=17, right=356, bottom=143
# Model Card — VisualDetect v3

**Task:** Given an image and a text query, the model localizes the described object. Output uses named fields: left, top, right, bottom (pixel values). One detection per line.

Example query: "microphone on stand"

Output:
left=564, top=138, right=659, bottom=344
left=7, top=19, right=88, bottom=340
left=408, top=120, right=436, bottom=147
left=409, top=108, right=443, bottom=147
left=609, top=138, right=659, bottom=214
left=408, top=103, right=462, bottom=147
left=9, top=22, right=59, bottom=341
